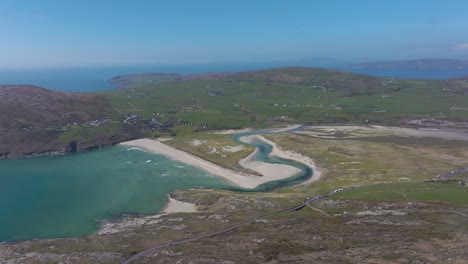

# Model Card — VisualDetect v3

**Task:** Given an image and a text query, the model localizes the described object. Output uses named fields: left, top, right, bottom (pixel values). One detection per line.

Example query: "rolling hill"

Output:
left=1, top=67, right=468, bottom=158
left=0, top=85, right=139, bottom=158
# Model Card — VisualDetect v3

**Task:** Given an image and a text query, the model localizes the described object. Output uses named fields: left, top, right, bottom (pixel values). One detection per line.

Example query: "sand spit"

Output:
left=296, top=125, right=468, bottom=141
left=120, top=135, right=320, bottom=189
left=239, top=135, right=322, bottom=186
left=213, top=128, right=252, bottom=135
left=211, top=124, right=302, bottom=135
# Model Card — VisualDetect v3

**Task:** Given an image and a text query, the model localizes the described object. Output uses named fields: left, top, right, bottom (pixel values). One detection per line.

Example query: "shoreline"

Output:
left=112, top=126, right=322, bottom=235
left=120, top=133, right=321, bottom=189
left=98, top=197, right=197, bottom=235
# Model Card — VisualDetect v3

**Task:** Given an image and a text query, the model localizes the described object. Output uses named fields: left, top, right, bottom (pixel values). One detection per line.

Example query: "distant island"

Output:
left=349, top=58, right=468, bottom=70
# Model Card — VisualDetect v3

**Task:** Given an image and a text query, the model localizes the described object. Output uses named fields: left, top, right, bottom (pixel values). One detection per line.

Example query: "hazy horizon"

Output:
left=2, top=0, right=468, bottom=69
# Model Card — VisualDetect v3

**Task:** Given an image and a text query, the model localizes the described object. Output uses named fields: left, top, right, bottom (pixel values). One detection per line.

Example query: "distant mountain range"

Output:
left=348, top=59, right=468, bottom=70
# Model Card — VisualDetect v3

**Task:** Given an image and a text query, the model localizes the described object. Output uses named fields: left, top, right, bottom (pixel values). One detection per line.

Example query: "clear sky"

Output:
left=1, top=0, right=468, bottom=69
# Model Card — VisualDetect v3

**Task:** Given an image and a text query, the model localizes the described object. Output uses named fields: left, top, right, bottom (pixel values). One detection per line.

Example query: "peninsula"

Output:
left=1, top=67, right=468, bottom=159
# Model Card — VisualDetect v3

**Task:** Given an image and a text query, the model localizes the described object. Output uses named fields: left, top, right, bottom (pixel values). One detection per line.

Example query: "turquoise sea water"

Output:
left=4, top=64, right=462, bottom=242
left=0, top=146, right=233, bottom=241
left=0, top=127, right=315, bottom=242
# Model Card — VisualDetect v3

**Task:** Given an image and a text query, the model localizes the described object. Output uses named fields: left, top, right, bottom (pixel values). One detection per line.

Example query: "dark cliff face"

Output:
left=69, top=141, right=78, bottom=153
left=0, top=136, right=138, bottom=159
left=0, top=126, right=143, bottom=159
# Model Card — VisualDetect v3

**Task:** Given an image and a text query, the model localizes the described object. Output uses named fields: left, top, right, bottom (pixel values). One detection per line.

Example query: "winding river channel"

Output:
left=232, top=126, right=312, bottom=192
left=0, top=127, right=312, bottom=242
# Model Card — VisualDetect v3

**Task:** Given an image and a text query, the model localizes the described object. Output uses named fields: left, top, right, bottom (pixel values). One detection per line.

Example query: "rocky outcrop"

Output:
left=0, top=137, right=136, bottom=159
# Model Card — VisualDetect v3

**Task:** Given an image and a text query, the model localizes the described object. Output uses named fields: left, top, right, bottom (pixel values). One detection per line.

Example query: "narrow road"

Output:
left=121, top=189, right=347, bottom=264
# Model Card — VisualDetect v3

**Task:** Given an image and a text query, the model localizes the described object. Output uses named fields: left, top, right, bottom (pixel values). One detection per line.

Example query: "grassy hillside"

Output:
left=104, top=67, right=468, bottom=130
left=0, top=85, right=138, bottom=158
left=0, top=85, right=111, bottom=130
left=1, top=69, right=468, bottom=261
left=2, top=67, right=468, bottom=157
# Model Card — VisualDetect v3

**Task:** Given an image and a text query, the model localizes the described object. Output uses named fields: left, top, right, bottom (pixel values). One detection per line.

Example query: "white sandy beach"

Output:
left=98, top=197, right=197, bottom=235
left=120, top=134, right=321, bottom=189
left=212, top=124, right=302, bottom=135
left=104, top=127, right=322, bottom=234
left=162, top=197, right=197, bottom=213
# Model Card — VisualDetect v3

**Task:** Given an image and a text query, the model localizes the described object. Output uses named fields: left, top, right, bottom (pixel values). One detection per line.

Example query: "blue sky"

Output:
left=1, top=0, right=468, bottom=68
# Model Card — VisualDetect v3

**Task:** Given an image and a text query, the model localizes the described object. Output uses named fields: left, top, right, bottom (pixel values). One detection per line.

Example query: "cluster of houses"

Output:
left=271, top=103, right=332, bottom=109
left=139, top=115, right=207, bottom=132
left=123, top=113, right=141, bottom=124
left=86, top=118, right=109, bottom=127
left=381, top=79, right=398, bottom=86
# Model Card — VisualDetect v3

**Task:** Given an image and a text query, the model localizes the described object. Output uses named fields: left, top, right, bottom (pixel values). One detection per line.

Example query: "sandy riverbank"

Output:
left=239, top=135, right=322, bottom=186
left=120, top=134, right=320, bottom=189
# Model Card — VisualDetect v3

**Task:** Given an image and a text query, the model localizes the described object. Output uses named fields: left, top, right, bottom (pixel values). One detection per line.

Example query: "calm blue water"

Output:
left=0, top=146, right=234, bottom=242
left=2, top=64, right=468, bottom=92
left=0, top=63, right=299, bottom=92
left=0, top=127, right=314, bottom=242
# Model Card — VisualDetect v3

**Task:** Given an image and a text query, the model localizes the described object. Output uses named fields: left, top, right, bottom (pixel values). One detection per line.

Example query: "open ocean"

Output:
left=0, top=63, right=296, bottom=92
left=1, top=63, right=468, bottom=92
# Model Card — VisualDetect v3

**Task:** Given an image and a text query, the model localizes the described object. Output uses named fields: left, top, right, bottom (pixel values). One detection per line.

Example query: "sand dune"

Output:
left=120, top=135, right=321, bottom=189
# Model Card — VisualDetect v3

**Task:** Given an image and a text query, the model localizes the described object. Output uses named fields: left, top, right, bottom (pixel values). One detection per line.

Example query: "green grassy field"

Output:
left=334, top=182, right=468, bottom=205
left=3, top=67, right=468, bottom=263
left=101, top=67, right=468, bottom=208
left=162, top=126, right=257, bottom=174
left=101, top=67, right=468, bottom=130
left=259, top=129, right=468, bottom=205
left=5, top=67, right=468, bottom=157
left=266, top=134, right=468, bottom=186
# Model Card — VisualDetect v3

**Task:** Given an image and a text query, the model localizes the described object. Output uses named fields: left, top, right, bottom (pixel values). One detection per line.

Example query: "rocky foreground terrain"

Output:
left=1, top=189, right=467, bottom=264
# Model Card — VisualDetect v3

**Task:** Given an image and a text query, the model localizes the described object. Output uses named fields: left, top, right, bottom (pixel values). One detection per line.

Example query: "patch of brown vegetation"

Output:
left=0, top=85, right=110, bottom=130
left=1, top=197, right=466, bottom=264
